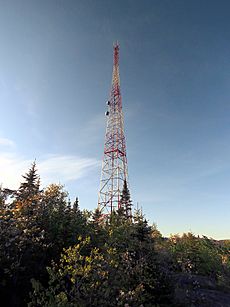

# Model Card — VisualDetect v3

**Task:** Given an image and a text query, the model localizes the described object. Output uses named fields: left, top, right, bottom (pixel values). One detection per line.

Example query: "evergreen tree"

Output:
left=16, top=161, right=40, bottom=201
left=120, top=179, right=132, bottom=218
left=92, top=207, right=103, bottom=226
left=72, top=197, right=79, bottom=213
left=90, top=208, right=108, bottom=249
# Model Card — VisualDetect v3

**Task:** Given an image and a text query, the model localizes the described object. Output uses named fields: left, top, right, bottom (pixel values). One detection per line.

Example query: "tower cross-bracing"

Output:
left=98, top=42, right=131, bottom=218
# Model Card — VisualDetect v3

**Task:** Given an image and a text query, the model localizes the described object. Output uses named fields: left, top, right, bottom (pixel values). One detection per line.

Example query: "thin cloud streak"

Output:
left=0, top=153, right=31, bottom=188
left=0, top=137, right=15, bottom=147
left=0, top=152, right=99, bottom=190
left=39, top=154, right=100, bottom=185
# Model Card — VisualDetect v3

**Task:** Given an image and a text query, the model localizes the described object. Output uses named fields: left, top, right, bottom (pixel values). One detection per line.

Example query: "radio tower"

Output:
left=98, top=42, right=132, bottom=218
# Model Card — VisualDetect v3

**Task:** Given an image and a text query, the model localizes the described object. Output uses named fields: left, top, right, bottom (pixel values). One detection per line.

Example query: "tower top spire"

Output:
left=112, top=41, right=120, bottom=98
left=113, top=41, right=119, bottom=66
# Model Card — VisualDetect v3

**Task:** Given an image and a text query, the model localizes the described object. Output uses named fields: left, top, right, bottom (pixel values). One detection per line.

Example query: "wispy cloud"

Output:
left=0, top=152, right=99, bottom=190
left=39, top=154, right=99, bottom=185
left=0, top=137, right=15, bottom=147
left=0, top=153, right=31, bottom=188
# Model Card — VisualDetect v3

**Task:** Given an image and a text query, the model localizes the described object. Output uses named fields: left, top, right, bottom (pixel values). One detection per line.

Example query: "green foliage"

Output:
left=168, top=233, right=223, bottom=277
left=0, top=165, right=88, bottom=306
left=29, top=209, right=173, bottom=306
left=29, top=237, right=114, bottom=306
left=16, top=161, right=40, bottom=201
left=120, top=179, right=132, bottom=218
left=0, top=163, right=229, bottom=306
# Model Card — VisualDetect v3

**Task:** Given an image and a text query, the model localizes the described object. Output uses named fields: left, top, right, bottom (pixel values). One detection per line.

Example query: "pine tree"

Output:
left=120, top=179, right=132, bottom=219
left=72, top=197, right=86, bottom=229
left=16, top=161, right=40, bottom=200
left=92, top=207, right=103, bottom=224
left=72, top=197, right=79, bottom=214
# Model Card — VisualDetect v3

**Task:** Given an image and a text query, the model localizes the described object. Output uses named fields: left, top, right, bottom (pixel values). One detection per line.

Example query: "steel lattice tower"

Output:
left=98, top=42, right=132, bottom=218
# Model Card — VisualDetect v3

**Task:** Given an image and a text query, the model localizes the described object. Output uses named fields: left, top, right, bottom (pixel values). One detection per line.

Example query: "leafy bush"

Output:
left=168, top=233, right=223, bottom=277
left=29, top=211, right=173, bottom=307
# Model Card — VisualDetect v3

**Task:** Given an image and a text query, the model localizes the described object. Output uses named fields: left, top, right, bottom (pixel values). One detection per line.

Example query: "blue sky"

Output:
left=0, top=0, right=230, bottom=239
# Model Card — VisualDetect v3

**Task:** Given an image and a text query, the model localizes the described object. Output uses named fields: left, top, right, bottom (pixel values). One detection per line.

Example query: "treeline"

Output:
left=0, top=163, right=229, bottom=306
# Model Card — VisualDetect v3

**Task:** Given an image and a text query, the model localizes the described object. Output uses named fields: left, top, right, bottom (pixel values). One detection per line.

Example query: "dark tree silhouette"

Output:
left=120, top=179, right=132, bottom=218
left=16, top=161, right=40, bottom=200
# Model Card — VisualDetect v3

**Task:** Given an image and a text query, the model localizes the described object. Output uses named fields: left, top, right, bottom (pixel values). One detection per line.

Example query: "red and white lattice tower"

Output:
left=98, top=42, right=131, bottom=217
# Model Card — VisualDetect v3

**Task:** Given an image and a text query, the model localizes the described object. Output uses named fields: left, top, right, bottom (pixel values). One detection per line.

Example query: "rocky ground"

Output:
left=173, top=273, right=230, bottom=306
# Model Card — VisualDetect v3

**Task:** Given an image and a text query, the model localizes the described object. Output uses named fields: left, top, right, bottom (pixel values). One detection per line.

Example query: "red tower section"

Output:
left=98, top=43, right=131, bottom=217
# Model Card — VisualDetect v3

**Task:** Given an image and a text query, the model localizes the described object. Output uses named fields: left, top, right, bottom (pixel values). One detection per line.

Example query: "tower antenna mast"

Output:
left=98, top=42, right=132, bottom=218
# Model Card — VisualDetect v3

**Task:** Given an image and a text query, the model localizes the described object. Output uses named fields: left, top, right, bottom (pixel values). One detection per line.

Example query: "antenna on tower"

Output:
left=98, top=43, right=132, bottom=218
